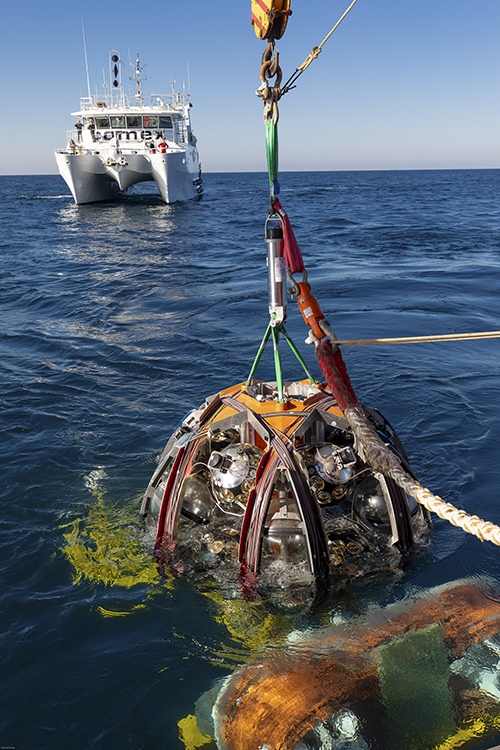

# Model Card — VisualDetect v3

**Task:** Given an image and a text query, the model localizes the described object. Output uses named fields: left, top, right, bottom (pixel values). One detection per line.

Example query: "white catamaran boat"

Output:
left=55, top=51, right=203, bottom=204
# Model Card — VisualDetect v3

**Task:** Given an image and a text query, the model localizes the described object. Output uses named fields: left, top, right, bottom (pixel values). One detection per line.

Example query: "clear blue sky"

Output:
left=2, top=0, right=499, bottom=175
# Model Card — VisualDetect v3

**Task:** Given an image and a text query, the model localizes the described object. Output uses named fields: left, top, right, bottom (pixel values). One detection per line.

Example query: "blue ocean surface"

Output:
left=1, top=169, right=500, bottom=749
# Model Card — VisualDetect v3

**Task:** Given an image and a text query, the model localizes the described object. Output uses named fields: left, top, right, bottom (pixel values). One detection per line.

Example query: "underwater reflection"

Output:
left=180, top=578, right=500, bottom=750
left=61, top=475, right=500, bottom=748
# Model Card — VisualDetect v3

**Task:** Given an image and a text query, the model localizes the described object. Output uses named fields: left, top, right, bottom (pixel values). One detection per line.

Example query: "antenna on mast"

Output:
left=130, top=54, right=147, bottom=105
left=81, top=19, right=91, bottom=99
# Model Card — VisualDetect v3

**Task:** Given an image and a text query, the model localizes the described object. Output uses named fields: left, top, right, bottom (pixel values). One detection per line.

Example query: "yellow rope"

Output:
left=296, top=0, right=360, bottom=72
left=333, top=330, right=500, bottom=347
left=281, top=0, right=360, bottom=94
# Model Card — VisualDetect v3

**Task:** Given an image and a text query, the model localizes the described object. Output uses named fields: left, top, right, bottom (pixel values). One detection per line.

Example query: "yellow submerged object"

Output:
left=251, top=0, right=291, bottom=40
left=177, top=714, right=213, bottom=750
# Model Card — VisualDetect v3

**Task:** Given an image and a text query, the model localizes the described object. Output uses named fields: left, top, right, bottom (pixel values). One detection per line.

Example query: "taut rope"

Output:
left=332, top=330, right=500, bottom=347
left=281, top=0, right=360, bottom=95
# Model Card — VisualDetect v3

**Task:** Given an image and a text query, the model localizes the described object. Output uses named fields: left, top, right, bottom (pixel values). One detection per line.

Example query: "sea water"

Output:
left=1, top=169, right=500, bottom=749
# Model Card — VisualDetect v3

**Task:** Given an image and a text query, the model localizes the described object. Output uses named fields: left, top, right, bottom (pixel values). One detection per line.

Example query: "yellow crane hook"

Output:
left=251, top=0, right=292, bottom=40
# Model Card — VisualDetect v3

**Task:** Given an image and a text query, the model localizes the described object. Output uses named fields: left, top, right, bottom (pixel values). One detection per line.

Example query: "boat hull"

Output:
left=55, top=149, right=201, bottom=205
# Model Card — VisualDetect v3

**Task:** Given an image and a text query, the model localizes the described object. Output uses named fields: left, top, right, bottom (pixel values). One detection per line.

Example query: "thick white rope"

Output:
left=345, top=404, right=500, bottom=547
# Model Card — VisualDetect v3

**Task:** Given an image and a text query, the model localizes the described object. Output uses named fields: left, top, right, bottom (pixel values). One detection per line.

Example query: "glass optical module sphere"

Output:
left=353, top=477, right=391, bottom=529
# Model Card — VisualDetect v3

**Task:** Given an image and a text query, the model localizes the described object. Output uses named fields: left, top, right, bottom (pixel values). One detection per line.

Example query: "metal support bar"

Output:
left=279, top=325, right=316, bottom=383
left=246, top=320, right=317, bottom=390
left=246, top=323, right=272, bottom=385
left=271, top=325, right=284, bottom=402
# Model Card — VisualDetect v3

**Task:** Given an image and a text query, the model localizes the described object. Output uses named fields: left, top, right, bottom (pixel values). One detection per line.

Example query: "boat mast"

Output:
left=133, top=54, right=146, bottom=106
left=81, top=19, right=91, bottom=99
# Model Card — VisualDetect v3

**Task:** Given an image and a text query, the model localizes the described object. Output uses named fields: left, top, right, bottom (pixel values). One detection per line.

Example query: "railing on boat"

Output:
left=78, top=91, right=191, bottom=112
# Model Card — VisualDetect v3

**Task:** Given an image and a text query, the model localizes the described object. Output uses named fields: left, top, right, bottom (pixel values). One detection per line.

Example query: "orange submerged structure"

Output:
left=213, top=580, right=500, bottom=750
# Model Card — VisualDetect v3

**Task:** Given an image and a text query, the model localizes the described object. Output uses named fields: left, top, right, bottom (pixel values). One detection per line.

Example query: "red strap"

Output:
left=271, top=198, right=305, bottom=274
left=154, top=446, right=186, bottom=551
left=316, top=341, right=359, bottom=410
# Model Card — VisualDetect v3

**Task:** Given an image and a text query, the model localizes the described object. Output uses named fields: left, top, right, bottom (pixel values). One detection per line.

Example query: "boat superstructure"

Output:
left=55, top=51, right=203, bottom=204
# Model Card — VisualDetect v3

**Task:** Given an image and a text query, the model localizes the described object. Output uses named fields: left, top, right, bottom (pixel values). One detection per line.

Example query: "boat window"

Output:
left=126, top=115, right=142, bottom=128
left=143, top=115, right=159, bottom=128
left=110, top=115, right=125, bottom=128
left=95, top=116, right=110, bottom=129
left=159, top=116, right=173, bottom=128
left=83, top=117, right=94, bottom=127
